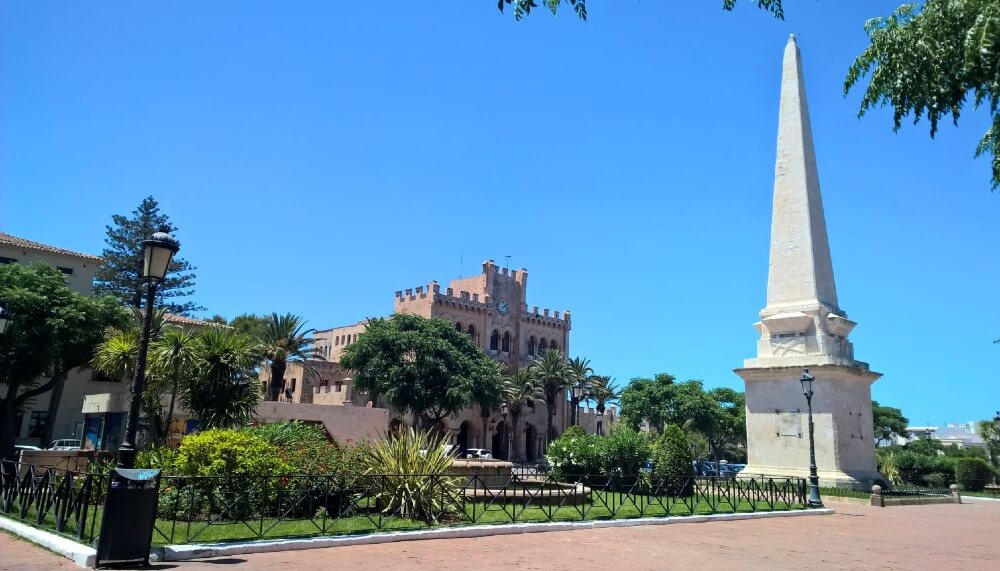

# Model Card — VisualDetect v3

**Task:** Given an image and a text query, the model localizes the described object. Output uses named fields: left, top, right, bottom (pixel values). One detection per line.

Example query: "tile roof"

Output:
left=0, top=232, right=103, bottom=262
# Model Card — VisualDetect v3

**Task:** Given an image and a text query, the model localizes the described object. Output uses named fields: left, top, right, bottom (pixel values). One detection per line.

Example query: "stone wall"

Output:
left=253, top=401, right=391, bottom=443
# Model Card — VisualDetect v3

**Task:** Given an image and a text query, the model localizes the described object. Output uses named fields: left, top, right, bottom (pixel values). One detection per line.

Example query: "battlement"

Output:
left=524, top=305, right=571, bottom=326
left=481, top=259, right=528, bottom=286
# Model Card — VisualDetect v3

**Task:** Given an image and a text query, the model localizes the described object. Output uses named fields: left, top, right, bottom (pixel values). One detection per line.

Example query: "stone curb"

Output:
left=0, top=515, right=96, bottom=567
left=152, top=508, right=835, bottom=562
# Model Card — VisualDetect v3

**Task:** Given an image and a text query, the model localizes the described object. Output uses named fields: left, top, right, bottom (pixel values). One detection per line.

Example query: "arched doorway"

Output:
left=457, top=421, right=470, bottom=456
left=491, top=422, right=510, bottom=460
left=524, top=423, right=537, bottom=461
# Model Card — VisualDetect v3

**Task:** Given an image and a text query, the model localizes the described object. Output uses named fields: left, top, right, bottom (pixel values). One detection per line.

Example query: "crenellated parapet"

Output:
left=523, top=306, right=571, bottom=329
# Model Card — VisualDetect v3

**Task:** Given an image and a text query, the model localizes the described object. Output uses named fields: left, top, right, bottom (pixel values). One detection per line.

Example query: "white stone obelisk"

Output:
left=734, top=35, right=882, bottom=486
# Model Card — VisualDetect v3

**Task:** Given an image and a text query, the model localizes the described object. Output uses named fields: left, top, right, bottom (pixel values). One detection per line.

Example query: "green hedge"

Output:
left=954, top=457, right=997, bottom=491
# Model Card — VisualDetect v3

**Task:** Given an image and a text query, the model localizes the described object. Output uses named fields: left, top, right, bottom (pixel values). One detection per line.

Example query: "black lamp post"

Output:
left=571, top=382, right=585, bottom=427
left=500, top=401, right=510, bottom=460
left=799, top=368, right=823, bottom=508
left=117, top=230, right=179, bottom=469
left=0, top=300, right=10, bottom=335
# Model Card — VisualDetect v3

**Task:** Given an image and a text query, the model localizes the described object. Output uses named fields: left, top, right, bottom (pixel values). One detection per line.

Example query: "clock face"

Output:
left=496, top=298, right=510, bottom=315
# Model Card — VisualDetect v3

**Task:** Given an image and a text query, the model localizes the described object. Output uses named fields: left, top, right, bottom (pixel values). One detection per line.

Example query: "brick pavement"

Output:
left=2, top=501, right=998, bottom=570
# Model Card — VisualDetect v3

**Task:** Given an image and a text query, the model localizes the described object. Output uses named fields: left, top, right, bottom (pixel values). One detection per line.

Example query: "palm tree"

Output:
left=149, top=328, right=197, bottom=445
left=501, top=367, right=544, bottom=461
left=587, top=375, right=619, bottom=436
left=185, top=328, right=259, bottom=428
left=259, top=313, right=320, bottom=402
left=529, top=348, right=573, bottom=444
left=92, top=328, right=140, bottom=383
left=567, top=356, right=593, bottom=427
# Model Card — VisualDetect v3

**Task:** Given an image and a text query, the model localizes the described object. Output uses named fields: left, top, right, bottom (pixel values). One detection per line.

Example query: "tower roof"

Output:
left=764, top=34, right=839, bottom=314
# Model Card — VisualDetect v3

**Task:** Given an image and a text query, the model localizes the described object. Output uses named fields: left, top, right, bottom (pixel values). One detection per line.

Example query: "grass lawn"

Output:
left=3, top=488, right=805, bottom=548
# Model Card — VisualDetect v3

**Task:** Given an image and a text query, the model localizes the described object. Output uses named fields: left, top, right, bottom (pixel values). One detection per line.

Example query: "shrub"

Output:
left=603, top=425, right=651, bottom=478
left=652, top=425, right=694, bottom=496
left=875, top=449, right=902, bottom=485
left=244, top=421, right=328, bottom=447
left=546, top=430, right=604, bottom=479
left=171, top=429, right=291, bottom=477
left=363, top=428, right=459, bottom=523
left=955, top=457, right=997, bottom=491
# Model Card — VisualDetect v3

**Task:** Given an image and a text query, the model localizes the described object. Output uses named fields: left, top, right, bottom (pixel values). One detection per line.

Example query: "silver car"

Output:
left=465, top=448, right=493, bottom=459
left=48, top=439, right=81, bottom=451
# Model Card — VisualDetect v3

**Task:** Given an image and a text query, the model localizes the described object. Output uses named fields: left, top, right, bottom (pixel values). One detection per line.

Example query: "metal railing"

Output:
left=152, top=472, right=807, bottom=545
left=0, top=459, right=107, bottom=544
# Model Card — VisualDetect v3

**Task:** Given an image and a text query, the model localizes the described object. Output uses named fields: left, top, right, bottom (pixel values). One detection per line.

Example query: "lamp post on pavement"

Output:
left=500, top=401, right=510, bottom=461
left=116, top=230, right=179, bottom=469
left=571, top=382, right=585, bottom=427
left=799, top=368, right=823, bottom=508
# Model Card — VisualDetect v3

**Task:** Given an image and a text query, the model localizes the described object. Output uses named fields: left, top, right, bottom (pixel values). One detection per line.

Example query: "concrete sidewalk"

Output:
left=3, top=501, right=999, bottom=570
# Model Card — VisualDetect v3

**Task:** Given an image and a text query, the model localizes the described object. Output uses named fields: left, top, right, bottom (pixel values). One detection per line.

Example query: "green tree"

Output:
left=529, top=348, right=574, bottom=443
left=652, top=425, right=695, bottom=496
left=586, top=375, right=619, bottom=436
left=501, top=366, right=544, bottom=461
left=706, top=387, right=747, bottom=463
left=845, top=1, right=1000, bottom=189
left=977, top=418, right=1000, bottom=468
left=872, top=400, right=910, bottom=447
left=184, top=328, right=260, bottom=429
left=94, top=196, right=202, bottom=314
left=619, top=373, right=676, bottom=432
left=567, top=356, right=593, bottom=426
left=259, top=313, right=320, bottom=402
left=0, top=263, right=127, bottom=459
left=339, top=314, right=501, bottom=430
left=149, top=328, right=198, bottom=444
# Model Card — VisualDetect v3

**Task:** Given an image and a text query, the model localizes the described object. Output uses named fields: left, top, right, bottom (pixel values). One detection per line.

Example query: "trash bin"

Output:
left=94, top=468, right=161, bottom=568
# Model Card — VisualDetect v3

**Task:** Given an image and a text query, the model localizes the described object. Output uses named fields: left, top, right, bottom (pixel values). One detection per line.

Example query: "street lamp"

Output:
left=596, top=410, right=604, bottom=436
left=799, top=368, right=823, bottom=508
left=500, top=401, right=510, bottom=460
left=117, top=229, right=179, bottom=469
left=0, top=300, right=10, bottom=335
left=571, top=382, right=585, bottom=427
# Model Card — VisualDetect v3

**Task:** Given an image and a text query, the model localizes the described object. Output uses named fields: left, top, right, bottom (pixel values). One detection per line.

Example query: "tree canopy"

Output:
left=339, top=314, right=501, bottom=428
left=94, top=196, right=203, bottom=315
left=0, top=263, right=128, bottom=459
left=872, top=400, right=910, bottom=446
left=497, top=0, right=784, bottom=21
left=845, top=0, right=1000, bottom=189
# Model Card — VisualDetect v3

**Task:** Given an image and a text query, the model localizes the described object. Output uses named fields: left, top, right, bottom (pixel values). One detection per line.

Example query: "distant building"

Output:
left=894, top=422, right=987, bottom=451
left=270, top=259, right=612, bottom=460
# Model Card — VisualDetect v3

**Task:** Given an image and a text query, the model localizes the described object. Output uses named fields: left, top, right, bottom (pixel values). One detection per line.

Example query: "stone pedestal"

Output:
left=735, top=365, right=881, bottom=487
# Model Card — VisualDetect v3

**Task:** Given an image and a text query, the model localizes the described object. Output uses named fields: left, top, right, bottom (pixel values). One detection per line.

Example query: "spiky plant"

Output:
left=363, top=428, right=460, bottom=523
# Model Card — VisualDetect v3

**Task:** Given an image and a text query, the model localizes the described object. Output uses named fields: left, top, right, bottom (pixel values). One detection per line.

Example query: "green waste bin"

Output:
left=95, top=468, right=161, bottom=568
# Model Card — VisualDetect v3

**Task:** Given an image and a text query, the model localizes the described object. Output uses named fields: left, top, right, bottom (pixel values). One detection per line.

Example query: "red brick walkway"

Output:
left=3, top=500, right=999, bottom=570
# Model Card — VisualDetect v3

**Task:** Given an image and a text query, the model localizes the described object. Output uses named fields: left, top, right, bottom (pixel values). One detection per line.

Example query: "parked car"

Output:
left=14, top=444, right=41, bottom=455
left=48, top=439, right=81, bottom=451
left=465, top=448, right=493, bottom=459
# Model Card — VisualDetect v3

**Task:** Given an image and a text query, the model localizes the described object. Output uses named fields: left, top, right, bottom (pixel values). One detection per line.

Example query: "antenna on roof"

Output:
left=504, top=255, right=511, bottom=272
left=459, top=249, right=463, bottom=278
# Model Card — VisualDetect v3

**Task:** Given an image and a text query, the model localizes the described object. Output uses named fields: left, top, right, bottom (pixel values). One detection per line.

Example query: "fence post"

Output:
left=870, top=484, right=884, bottom=507
left=949, top=484, right=962, bottom=504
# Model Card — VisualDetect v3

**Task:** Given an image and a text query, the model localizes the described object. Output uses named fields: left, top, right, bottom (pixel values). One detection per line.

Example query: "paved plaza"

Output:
left=2, top=500, right=999, bottom=570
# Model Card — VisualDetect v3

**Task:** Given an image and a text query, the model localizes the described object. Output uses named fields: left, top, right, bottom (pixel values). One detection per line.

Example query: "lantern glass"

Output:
left=572, top=384, right=584, bottom=399
left=799, top=369, right=814, bottom=396
left=142, top=232, right=179, bottom=281
left=500, top=401, right=509, bottom=417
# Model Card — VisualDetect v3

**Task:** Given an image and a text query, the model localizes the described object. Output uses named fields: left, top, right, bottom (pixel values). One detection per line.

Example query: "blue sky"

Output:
left=2, top=1, right=997, bottom=427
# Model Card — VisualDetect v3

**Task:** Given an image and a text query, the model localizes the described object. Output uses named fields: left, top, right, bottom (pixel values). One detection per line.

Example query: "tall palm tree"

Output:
left=186, top=328, right=259, bottom=428
left=587, top=375, right=619, bottom=436
left=501, top=367, right=544, bottom=461
left=529, top=348, right=573, bottom=444
left=259, top=313, right=320, bottom=402
left=149, top=328, right=197, bottom=444
left=92, top=329, right=140, bottom=383
left=567, top=356, right=593, bottom=427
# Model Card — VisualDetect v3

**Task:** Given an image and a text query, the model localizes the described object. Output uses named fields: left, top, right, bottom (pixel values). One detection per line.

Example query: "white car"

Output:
left=465, top=448, right=493, bottom=460
left=15, top=444, right=41, bottom=454
left=48, top=439, right=81, bottom=451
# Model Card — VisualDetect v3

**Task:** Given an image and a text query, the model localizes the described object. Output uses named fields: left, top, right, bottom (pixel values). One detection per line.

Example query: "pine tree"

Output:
left=94, top=196, right=203, bottom=315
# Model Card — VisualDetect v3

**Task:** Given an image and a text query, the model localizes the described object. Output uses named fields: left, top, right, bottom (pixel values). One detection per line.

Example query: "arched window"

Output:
left=549, top=341, right=558, bottom=352
left=502, top=331, right=511, bottom=353
left=455, top=322, right=463, bottom=332
left=490, top=330, right=500, bottom=350
left=467, top=324, right=476, bottom=338
left=539, top=338, right=548, bottom=353
left=527, top=336, right=536, bottom=356
left=334, top=337, right=339, bottom=346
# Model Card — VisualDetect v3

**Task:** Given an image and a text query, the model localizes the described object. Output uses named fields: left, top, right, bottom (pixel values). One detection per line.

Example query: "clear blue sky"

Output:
left=2, top=2, right=997, bottom=427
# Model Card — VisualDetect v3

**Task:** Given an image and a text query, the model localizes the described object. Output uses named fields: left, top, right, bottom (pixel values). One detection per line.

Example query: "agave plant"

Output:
left=363, top=428, right=460, bottom=523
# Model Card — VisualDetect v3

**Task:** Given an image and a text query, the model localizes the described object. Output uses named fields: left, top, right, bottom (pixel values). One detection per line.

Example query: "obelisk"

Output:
left=734, top=35, right=882, bottom=486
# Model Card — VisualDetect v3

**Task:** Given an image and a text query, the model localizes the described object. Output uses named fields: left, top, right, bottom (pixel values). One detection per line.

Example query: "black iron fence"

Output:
left=0, top=460, right=807, bottom=548
left=0, top=460, right=107, bottom=544
left=152, top=472, right=807, bottom=545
